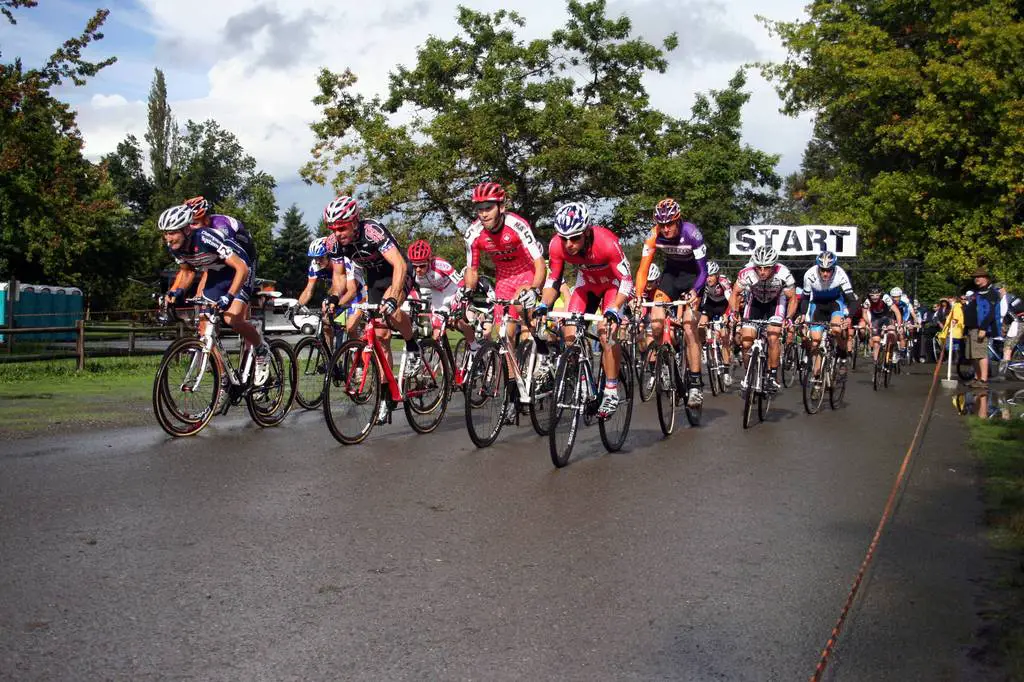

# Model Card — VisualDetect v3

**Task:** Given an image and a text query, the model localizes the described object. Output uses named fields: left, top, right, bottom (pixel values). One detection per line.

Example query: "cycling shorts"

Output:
left=807, top=299, right=846, bottom=326
left=202, top=266, right=254, bottom=304
left=743, top=297, right=786, bottom=324
left=568, top=285, right=619, bottom=315
left=659, top=264, right=699, bottom=300
left=494, top=270, right=535, bottom=321
left=871, top=315, right=895, bottom=336
left=700, top=298, right=729, bottom=320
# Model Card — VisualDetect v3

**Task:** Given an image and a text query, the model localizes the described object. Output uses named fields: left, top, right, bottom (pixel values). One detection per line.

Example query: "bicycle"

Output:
left=152, top=296, right=297, bottom=437
left=739, top=320, right=776, bottom=429
left=872, top=323, right=899, bottom=390
left=547, top=310, right=633, bottom=467
left=434, top=298, right=492, bottom=402
left=622, top=312, right=657, bottom=403
left=802, top=323, right=847, bottom=414
left=780, top=322, right=808, bottom=389
left=463, top=299, right=557, bottom=447
left=289, top=304, right=350, bottom=410
left=643, top=300, right=701, bottom=435
left=956, top=336, right=1024, bottom=381
left=701, top=318, right=730, bottom=396
left=322, top=300, right=450, bottom=445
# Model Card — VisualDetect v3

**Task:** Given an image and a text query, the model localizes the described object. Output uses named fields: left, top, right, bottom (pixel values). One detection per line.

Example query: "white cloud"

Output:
left=71, top=0, right=812, bottom=206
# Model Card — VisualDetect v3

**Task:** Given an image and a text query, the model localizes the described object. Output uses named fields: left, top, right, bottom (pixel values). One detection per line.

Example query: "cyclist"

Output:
left=890, top=287, right=919, bottom=356
left=802, top=250, right=857, bottom=374
left=535, top=202, right=634, bottom=418
left=462, top=182, right=546, bottom=335
left=862, top=284, right=903, bottom=363
left=295, top=236, right=365, bottom=348
left=634, top=198, right=707, bottom=406
left=697, top=261, right=733, bottom=386
left=729, top=246, right=797, bottom=394
left=159, top=203, right=271, bottom=384
left=407, top=239, right=474, bottom=342
left=322, top=195, right=418, bottom=422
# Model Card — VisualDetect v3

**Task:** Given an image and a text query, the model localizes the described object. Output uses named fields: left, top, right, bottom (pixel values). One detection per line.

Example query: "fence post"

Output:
left=6, top=278, right=16, bottom=355
left=128, top=320, right=136, bottom=354
left=76, top=319, right=85, bottom=370
left=176, top=320, right=184, bottom=340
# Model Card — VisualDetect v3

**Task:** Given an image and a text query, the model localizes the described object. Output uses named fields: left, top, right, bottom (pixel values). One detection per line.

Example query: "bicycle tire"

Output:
left=293, top=336, right=329, bottom=409
left=247, top=339, right=297, bottom=426
left=705, top=345, right=719, bottom=397
left=529, top=348, right=556, bottom=436
left=636, top=344, right=656, bottom=403
left=323, top=339, right=381, bottom=445
left=598, top=361, right=633, bottom=452
left=153, top=338, right=220, bottom=437
left=884, top=345, right=893, bottom=388
left=464, top=342, right=506, bottom=448
left=549, top=345, right=584, bottom=468
left=655, top=343, right=677, bottom=436
left=780, top=343, right=794, bottom=388
left=803, top=348, right=826, bottom=415
left=683, top=363, right=702, bottom=427
left=830, top=357, right=847, bottom=409
left=742, top=349, right=759, bottom=429
left=402, top=338, right=450, bottom=434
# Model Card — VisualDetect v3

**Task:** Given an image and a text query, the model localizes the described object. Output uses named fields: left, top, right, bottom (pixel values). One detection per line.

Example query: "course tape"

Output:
left=811, top=319, right=951, bottom=680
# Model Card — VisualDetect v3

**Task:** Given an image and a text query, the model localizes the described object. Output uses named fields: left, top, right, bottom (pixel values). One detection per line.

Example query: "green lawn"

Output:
left=970, top=417, right=1024, bottom=678
left=0, top=356, right=160, bottom=437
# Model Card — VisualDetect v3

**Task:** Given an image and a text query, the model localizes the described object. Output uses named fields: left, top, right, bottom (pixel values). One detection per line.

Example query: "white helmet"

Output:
left=890, top=287, right=903, bottom=298
left=648, top=263, right=662, bottom=281
left=323, top=195, right=359, bottom=225
left=750, top=245, right=779, bottom=267
left=707, top=261, right=720, bottom=276
left=158, top=205, right=193, bottom=232
left=553, top=202, right=591, bottom=238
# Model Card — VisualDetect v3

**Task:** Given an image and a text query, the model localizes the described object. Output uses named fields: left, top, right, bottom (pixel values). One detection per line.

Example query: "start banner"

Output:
left=728, top=225, right=858, bottom=258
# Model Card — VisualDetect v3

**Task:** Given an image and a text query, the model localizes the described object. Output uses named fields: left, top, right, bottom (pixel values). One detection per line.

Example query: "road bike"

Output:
left=547, top=311, right=633, bottom=467
left=152, top=296, right=297, bottom=437
left=780, top=323, right=808, bottom=389
left=873, top=324, right=899, bottom=390
left=802, top=323, right=847, bottom=414
left=463, top=299, right=557, bottom=447
left=701, top=318, right=730, bottom=396
left=642, top=300, right=701, bottom=436
left=739, top=320, right=776, bottom=429
left=289, top=304, right=351, bottom=410
left=322, top=300, right=450, bottom=444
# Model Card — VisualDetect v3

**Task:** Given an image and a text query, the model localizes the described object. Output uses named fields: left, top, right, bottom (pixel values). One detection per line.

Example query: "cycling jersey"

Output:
left=735, top=264, right=795, bottom=303
left=700, top=275, right=732, bottom=318
left=206, top=214, right=256, bottom=261
left=327, top=219, right=399, bottom=276
left=546, top=226, right=634, bottom=313
left=802, top=265, right=854, bottom=303
left=464, top=212, right=543, bottom=282
left=894, top=299, right=914, bottom=323
left=167, top=226, right=255, bottom=303
left=864, top=294, right=896, bottom=317
left=413, top=257, right=460, bottom=296
left=308, top=254, right=364, bottom=286
left=635, top=221, right=708, bottom=295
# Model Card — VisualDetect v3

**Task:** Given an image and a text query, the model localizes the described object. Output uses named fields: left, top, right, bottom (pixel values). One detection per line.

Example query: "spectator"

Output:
left=963, top=267, right=1001, bottom=387
left=935, top=297, right=963, bottom=360
left=998, top=284, right=1024, bottom=377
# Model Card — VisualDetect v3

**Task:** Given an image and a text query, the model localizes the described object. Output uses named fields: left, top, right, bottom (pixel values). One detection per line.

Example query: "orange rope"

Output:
left=810, top=321, right=949, bottom=681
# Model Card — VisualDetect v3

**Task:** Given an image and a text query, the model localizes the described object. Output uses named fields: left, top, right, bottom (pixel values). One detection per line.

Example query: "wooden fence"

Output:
left=1, top=319, right=187, bottom=368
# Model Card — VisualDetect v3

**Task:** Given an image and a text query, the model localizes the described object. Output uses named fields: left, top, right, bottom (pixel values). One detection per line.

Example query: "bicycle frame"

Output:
left=346, top=302, right=440, bottom=404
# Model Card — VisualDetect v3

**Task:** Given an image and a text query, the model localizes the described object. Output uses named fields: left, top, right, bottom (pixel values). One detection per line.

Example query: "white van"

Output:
left=258, top=294, right=320, bottom=335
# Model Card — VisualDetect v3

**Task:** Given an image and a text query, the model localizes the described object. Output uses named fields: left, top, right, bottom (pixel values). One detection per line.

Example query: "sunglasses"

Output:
left=328, top=220, right=357, bottom=231
left=412, top=261, right=430, bottom=268
left=563, top=233, right=586, bottom=243
left=474, top=202, right=497, bottom=212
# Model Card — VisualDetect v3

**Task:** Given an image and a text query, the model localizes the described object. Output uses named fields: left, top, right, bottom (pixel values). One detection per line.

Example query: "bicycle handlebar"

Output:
left=545, top=311, right=605, bottom=323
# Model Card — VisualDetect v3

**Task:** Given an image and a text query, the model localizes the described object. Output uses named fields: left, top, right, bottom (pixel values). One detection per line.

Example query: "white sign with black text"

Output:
left=729, top=225, right=858, bottom=257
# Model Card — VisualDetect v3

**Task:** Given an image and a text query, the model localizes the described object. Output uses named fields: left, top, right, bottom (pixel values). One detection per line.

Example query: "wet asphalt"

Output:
left=0, top=365, right=1004, bottom=681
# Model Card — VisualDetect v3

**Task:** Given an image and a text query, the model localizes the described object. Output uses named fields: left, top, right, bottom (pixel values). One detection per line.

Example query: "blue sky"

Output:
left=2, top=0, right=813, bottom=233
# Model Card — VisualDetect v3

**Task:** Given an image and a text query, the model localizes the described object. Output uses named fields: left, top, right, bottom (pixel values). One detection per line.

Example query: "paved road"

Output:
left=0, top=367, right=995, bottom=680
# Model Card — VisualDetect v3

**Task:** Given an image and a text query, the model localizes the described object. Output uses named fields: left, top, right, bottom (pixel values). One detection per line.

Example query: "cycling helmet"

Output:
left=750, top=245, right=779, bottom=267
left=307, top=236, right=330, bottom=258
left=324, top=195, right=360, bottom=227
left=184, top=196, right=211, bottom=220
left=407, top=239, right=433, bottom=264
left=158, top=205, right=194, bottom=232
left=553, top=202, right=591, bottom=238
left=653, top=198, right=681, bottom=224
left=707, top=261, right=720, bottom=276
left=648, top=263, right=662, bottom=282
left=472, top=182, right=506, bottom=204
left=868, top=284, right=882, bottom=297
left=890, top=287, right=903, bottom=298
left=815, top=250, right=837, bottom=269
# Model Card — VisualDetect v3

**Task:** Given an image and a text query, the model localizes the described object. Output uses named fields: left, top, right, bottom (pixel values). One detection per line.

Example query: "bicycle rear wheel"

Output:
left=247, top=339, right=297, bottom=427
left=323, top=340, right=380, bottom=445
left=153, top=338, right=221, bottom=437
left=780, top=343, right=797, bottom=388
left=803, top=349, right=826, bottom=415
left=636, top=344, right=656, bottom=403
left=464, top=342, right=506, bottom=448
left=742, top=351, right=759, bottom=429
left=599, top=361, right=633, bottom=452
left=529, top=349, right=556, bottom=436
left=403, top=338, right=450, bottom=434
left=293, top=336, right=328, bottom=409
left=829, top=357, right=847, bottom=409
left=655, top=343, right=677, bottom=436
left=549, top=345, right=583, bottom=468
left=705, top=345, right=719, bottom=397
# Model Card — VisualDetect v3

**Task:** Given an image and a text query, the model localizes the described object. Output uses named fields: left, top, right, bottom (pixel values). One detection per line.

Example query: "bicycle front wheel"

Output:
left=549, top=345, right=584, bottom=468
left=654, top=343, right=677, bottom=436
left=402, top=338, right=450, bottom=434
left=293, top=336, right=329, bottom=410
left=781, top=343, right=798, bottom=388
left=599, top=360, right=633, bottom=452
left=529, top=349, right=556, bottom=436
left=153, top=338, right=220, bottom=437
left=803, top=350, right=826, bottom=415
left=323, top=340, right=381, bottom=445
left=248, top=339, right=297, bottom=427
left=742, top=351, right=759, bottom=429
left=464, top=342, right=506, bottom=448
left=829, top=357, right=847, bottom=409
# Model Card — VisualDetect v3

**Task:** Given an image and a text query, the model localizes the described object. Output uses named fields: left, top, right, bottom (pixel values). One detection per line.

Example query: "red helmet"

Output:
left=184, top=196, right=211, bottom=221
left=407, top=239, right=432, bottom=264
left=324, top=195, right=360, bottom=229
left=472, top=182, right=506, bottom=204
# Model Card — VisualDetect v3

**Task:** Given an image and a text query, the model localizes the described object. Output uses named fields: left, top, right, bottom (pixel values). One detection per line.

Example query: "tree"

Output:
left=301, top=0, right=779, bottom=248
left=761, top=0, right=1024, bottom=288
left=145, top=68, right=174, bottom=200
left=272, top=204, right=311, bottom=296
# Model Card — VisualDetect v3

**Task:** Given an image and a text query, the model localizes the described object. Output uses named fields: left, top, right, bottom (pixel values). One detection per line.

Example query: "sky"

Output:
left=1, top=0, right=815, bottom=231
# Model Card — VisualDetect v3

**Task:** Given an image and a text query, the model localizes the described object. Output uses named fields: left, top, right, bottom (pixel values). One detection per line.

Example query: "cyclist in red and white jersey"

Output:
left=534, top=202, right=634, bottom=417
left=462, top=182, right=546, bottom=331
left=698, top=261, right=734, bottom=386
left=406, top=239, right=475, bottom=342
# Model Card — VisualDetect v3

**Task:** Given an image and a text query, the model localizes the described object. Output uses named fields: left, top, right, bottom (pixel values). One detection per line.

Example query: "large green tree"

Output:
left=761, top=0, right=1024, bottom=288
left=302, top=0, right=778, bottom=249
left=271, top=204, right=311, bottom=296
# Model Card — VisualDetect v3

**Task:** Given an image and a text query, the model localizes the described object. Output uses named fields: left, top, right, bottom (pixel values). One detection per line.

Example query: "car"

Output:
left=256, top=293, right=319, bottom=335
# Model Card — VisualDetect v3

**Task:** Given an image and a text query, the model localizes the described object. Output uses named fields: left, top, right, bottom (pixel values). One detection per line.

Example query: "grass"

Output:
left=0, top=356, right=161, bottom=437
left=969, top=417, right=1024, bottom=678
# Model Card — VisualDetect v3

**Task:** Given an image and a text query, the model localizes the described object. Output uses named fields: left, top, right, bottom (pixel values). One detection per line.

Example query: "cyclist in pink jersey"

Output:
left=534, top=202, right=634, bottom=417
left=462, top=182, right=546, bottom=331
